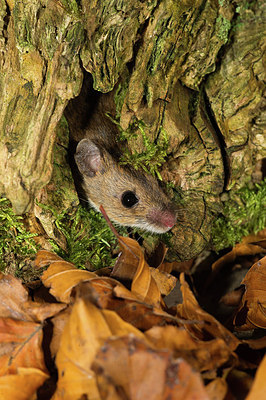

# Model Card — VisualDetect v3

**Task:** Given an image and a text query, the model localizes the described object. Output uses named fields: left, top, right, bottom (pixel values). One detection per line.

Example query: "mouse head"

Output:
left=75, top=138, right=177, bottom=233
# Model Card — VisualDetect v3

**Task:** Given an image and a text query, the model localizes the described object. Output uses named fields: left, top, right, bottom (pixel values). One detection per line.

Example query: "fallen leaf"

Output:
left=246, top=355, right=266, bottom=400
left=0, top=273, right=65, bottom=323
left=205, top=378, right=227, bottom=400
left=52, top=298, right=145, bottom=400
left=159, top=259, right=194, bottom=274
left=220, top=286, right=245, bottom=307
left=210, top=230, right=266, bottom=278
left=177, top=274, right=240, bottom=352
left=243, top=336, right=266, bottom=350
left=92, top=335, right=209, bottom=400
left=35, top=250, right=67, bottom=268
left=131, top=252, right=162, bottom=307
left=234, top=256, right=266, bottom=330
left=0, top=367, right=48, bottom=400
left=145, top=325, right=235, bottom=372
left=40, top=256, right=97, bottom=303
left=150, top=268, right=177, bottom=296
left=0, top=318, right=46, bottom=375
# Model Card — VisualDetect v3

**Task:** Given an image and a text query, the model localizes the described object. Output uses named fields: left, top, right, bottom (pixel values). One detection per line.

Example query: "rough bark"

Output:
left=0, top=0, right=265, bottom=260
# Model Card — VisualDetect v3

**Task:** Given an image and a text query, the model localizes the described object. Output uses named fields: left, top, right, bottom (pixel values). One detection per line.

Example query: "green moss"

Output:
left=0, top=198, right=39, bottom=271
left=114, top=80, right=129, bottom=119
left=36, top=202, right=130, bottom=269
left=212, top=179, right=266, bottom=251
left=114, top=118, right=169, bottom=180
left=216, top=15, right=231, bottom=43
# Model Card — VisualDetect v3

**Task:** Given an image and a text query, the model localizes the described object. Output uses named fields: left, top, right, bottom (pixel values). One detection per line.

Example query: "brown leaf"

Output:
left=177, top=274, right=240, bottom=352
left=243, top=336, right=266, bottom=350
left=35, top=249, right=67, bottom=268
left=220, top=286, right=245, bottom=307
left=159, top=259, right=194, bottom=274
left=0, top=273, right=65, bottom=323
left=234, top=256, right=266, bottom=330
left=150, top=267, right=177, bottom=296
left=246, top=355, right=266, bottom=400
left=131, top=252, right=162, bottom=307
left=0, top=368, right=48, bottom=400
left=0, top=318, right=46, bottom=375
left=211, top=230, right=266, bottom=278
left=205, top=378, right=227, bottom=400
left=40, top=254, right=97, bottom=303
left=92, top=335, right=209, bottom=400
left=112, top=235, right=163, bottom=307
left=50, top=307, right=72, bottom=357
left=146, top=241, right=168, bottom=269
left=145, top=325, right=235, bottom=372
left=53, top=298, right=145, bottom=400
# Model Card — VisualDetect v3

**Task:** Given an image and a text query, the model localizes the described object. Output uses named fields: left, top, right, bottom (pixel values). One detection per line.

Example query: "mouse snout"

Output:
left=147, top=208, right=176, bottom=231
left=160, top=210, right=176, bottom=228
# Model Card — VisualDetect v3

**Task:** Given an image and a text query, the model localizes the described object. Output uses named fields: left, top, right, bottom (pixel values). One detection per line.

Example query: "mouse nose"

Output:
left=147, top=208, right=176, bottom=230
left=160, top=210, right=176, bottom=228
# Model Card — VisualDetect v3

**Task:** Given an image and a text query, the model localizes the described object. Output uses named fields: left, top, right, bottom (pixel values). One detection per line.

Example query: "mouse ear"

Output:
left=75, top=139, right=102, bottom=177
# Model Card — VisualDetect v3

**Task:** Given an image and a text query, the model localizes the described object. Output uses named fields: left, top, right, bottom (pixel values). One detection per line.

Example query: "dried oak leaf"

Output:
left=52, top=298, right=146, bottom=400
left=0, top=318, right=46, bottom=375
left=100, top=206, right=165, bottom=307
left=92, top=335, right=209, bottom=400
left=211, top=229, right=266, bottom=278
left=234, top=256, right=266, bottom=330
left=145, top=325, right=235, bottom=373
left=205, top=378, right=228, bottom=400
left=77, top=279, right=180, bottom=331
left=112, top=235, right=164, bottom=307
left=36, top=250, right=97, bottom=303
left=0, top=272, right=65, bottom=322
left=246, top=355, right=266, bottom=400
left=177, top=274, right=240, bottom=354
left=159, top=259, right=194, bottom=274
left=150, top=267, right=177, bottom=296
left=0, top=368, right=48, bottom=400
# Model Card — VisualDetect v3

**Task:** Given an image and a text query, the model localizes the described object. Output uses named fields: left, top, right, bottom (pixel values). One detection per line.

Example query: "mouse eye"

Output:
left=121, top=191, right=139, bottom=208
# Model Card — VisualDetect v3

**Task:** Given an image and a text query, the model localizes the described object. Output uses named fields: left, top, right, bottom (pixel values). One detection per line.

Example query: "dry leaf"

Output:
left=0, top=318, right=46, bottom=375
left=234, top=256, right=266, bottom=330
left=246, top=355, right=266, bottom=400
left=0, top=273, right=64, bottom=323
left=243, top=336, right=266, bottom=350
left=211, top=230, right=266, bottom=277
left=145, top=325, right=235, bottom=372
left=52, top=298, right=145, bottom=400
left=112, top=235, right=164, bottom=307
left=92, top=335, right=209, bottom=400
left=150, top=268, right=177, bottom=296
left=205, top=378, right=227, bottom=400
left=159, top=259, right=194, bottom=274
left=40, top=256, right=97, bottom=303
left=131, top=252, right=162, bottom=307
left=35, top=250, right=67, bottom=268
left=177, top=274, right=240, bottom=352
left=0, top=367, right=48, bottom=400
left=146, top=242, right=168, bottom=269
left=111, top=236, right=143, bottom=280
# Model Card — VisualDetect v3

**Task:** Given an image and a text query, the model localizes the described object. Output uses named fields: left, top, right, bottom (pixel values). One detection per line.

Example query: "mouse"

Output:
left=65, top=76, right=177, bottom=233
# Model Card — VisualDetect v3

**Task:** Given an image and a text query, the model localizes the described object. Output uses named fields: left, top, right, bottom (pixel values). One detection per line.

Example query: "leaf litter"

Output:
left=0, top=212, right=265, bottom=400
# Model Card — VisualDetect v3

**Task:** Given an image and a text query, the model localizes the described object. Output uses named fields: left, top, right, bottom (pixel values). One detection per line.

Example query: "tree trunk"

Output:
left=0, top=0, right=265, bottom=260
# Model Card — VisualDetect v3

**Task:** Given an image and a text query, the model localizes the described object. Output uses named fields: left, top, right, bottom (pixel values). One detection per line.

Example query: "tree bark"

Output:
left=0, top=0, right=265, bottom=260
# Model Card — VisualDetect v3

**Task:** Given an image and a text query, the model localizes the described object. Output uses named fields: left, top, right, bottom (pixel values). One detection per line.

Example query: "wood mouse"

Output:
left=65, top=76, right=176, bottom=233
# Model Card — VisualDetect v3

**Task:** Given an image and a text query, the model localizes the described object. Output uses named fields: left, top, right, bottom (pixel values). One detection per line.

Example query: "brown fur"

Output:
left=65, top=75, right=176, bottom=233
